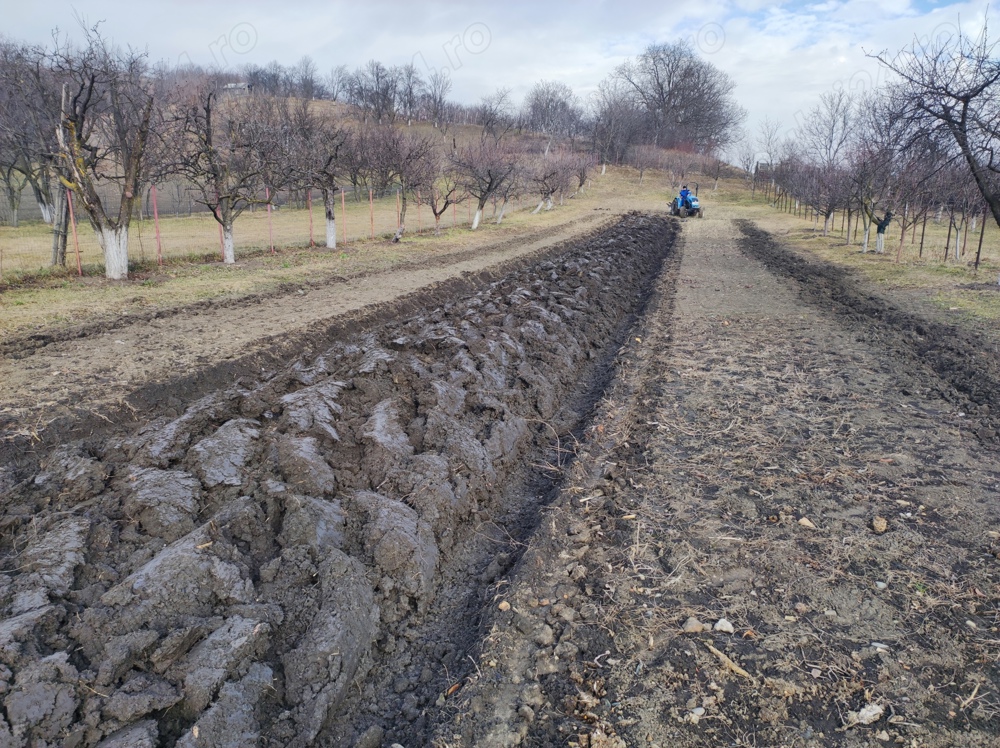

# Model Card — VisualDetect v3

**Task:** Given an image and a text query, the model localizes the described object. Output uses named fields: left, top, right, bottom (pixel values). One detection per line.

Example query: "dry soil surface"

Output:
left=428, top=213, right=1000, bottom=748
left=1, top=209, right=999, bottom=748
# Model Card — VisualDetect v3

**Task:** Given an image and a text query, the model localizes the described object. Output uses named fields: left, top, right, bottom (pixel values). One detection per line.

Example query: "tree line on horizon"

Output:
left=0, top=25, right=746, bottom=278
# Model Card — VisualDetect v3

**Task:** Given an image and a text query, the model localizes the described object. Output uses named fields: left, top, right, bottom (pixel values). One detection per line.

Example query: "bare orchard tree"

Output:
left=755, top=116, right=782, bottom=196
left=326, top=64, right=349, bottom=103
left=523, top=80, right=582, bottom=155
left=339, top=128, right=369, bottom=200
left=397, top=63, right=425, bottom=126
left=426, top=152, right=465, bottom=235
left=632, top=144, right=664, bottom=185
left=529, top=153, right=573, bottom=213
left=494, top=159, right=526, bottom=223
left=348, top=60, right=400, bottom=124
left=0, top=40, right=62, bottom=226
left=614, top=40, right=745, bottom=152
left=378, top=126, right=436, bottom=240
left=795, top=90, right=855, bottom=234
left=476, top=88, right=516, bottom=145
left=590, top=77, right=645, bottom=171
left=569, top=153, right=594, bottom=196
left=52, top=28, right=167, bottom=280
left=452, top=138, right=520, bottom=229
left=0, top=149, right=28, bottom=226
left=848, top=91, right=910, bottom=251
left=289, top=99, right=347, bottom=248
left=174, top=82, right=291, bottom=263
left=423, top=69, right=452, bottom=132
left=876, top=25, right=1000, bottom=229
left=735, top=131, right=756, bottom=188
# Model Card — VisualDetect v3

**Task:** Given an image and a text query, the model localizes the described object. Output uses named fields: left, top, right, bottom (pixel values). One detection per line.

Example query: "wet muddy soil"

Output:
left=0, top=214, right=678, bottom=747
left=3, top=211, right=1000, bottom=748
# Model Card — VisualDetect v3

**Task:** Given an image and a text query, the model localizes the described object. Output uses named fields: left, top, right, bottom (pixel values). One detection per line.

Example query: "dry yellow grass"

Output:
left=742, top=192, right=1000, bottom=320
left=6, top=168, right=998, bottom=342
left=0, top=165, right=674, bottom=340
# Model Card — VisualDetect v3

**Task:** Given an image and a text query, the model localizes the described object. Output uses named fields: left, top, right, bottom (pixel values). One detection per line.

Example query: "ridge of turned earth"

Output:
left=0, top=213, right=679, bottom=747
left=0, top=211, right=615, bottom=464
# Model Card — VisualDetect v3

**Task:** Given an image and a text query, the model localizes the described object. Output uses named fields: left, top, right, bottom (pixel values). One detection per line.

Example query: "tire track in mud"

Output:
left=0, top=214, right=678, bottom=747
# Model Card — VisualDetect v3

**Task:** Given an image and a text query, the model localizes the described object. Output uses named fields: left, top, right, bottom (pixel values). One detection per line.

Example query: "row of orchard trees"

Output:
left=0, top=29, right=594, bottom=278
left=0, top=27, right=744, bottom=279
left=741, top=24, right=1000, bottom=266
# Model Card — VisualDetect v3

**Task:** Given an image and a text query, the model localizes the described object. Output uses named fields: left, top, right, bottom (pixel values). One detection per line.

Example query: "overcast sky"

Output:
left=4, top=0, right=993, bottom=153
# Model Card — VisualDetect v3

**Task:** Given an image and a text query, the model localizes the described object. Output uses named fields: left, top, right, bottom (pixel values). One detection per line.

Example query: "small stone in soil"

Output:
left=682, top=617, right=705, bottom=634
left=714, top=618, right=735, bottom=634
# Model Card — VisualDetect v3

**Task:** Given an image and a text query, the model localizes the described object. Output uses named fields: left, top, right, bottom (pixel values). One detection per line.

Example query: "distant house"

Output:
left=221, top=82, right=253, bottom=96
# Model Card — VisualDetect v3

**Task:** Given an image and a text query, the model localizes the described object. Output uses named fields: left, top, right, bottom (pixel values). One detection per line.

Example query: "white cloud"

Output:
left=3, top=0, right=995, bottom=150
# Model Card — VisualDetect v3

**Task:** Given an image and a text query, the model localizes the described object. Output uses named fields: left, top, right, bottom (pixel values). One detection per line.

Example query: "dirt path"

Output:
left=0, top=211, right=610, bottom=448
left=434, top=212, right=1000, bottom=747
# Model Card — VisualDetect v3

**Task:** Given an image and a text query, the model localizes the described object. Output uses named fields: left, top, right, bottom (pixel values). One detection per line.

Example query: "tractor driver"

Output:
left=679, top=185, right=691, bottom=208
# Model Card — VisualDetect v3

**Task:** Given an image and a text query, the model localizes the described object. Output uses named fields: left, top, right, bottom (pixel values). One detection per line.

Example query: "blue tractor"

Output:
left=670, top=183, right=703, bottom=218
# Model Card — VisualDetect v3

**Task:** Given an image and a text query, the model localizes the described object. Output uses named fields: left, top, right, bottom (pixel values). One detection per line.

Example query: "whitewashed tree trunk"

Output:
left=324, top=192, right=337, bottom=249
left=496, top=199, right=508, bottom=224
left=954, top=227, right=960, bottom=261
left=862, top=226, right=871, bottom=252
left=546, top=196, right=554, bottom=210
left=601, top=164, right=607, bottom=175
left=823, top=214, right=831, bottom=236
left=32, top=184, right=54, bottom=225
left=326, top=216, right=337, bottom=249
left=471, top=208, right=482, bottom=230
left=223, top=223, right=236, bottom=264
left=98, top=226, right=130, bottom=280
left=532, top=200, right=545, bottom=215
left=876, top=232, right=884, bottom=254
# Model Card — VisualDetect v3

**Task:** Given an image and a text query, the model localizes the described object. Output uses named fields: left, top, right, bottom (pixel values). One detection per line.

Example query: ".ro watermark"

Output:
left=411, top=21, right=493, bottom=83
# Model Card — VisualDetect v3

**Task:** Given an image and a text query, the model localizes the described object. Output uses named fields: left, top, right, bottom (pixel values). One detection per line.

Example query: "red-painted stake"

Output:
left=341, top=189, right=347, bottom=246
left=266, top=187, right=275, bottom=254
left=307, top=189, right=315, bottom=247
left=214, top=189, right=224, bottom=259
left=151, top=184, right=163, bottom=266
